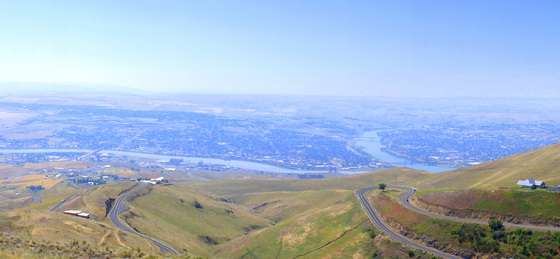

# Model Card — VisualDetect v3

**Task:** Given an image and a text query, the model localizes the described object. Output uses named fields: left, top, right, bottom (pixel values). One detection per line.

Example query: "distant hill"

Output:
left=0, top=81, right=143, bottom=95
left=185, top=167, right=432, bottom=196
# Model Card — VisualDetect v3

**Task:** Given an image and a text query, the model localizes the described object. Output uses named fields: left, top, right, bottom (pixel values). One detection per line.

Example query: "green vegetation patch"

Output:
left=125, top=184, right=271, bottom=257
left=221, top=191, right=377, bottom=258
left=473, top=190, right=560, bottom=218
left=229, top=189, right=352, bottom=223
left=374, top=190, right=560, bottom=258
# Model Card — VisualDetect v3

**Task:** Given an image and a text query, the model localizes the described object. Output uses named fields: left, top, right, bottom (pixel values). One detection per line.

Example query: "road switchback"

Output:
left=108, top=183, right=181, bottom=255
left=358, top=185, right=560, bottom=259
left=356, top=186, right=461, bottom=259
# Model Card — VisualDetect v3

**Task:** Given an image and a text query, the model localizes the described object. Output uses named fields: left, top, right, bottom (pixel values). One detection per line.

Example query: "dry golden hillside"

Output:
left=424, top=142, right=560, bottom=189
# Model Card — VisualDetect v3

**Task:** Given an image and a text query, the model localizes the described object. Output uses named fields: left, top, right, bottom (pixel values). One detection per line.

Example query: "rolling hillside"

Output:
left=122, top=183, right=272, bottom=257
left=185, top=167, right=432, bottom=196
left=0, top=143, right=558, bottom=257
left=425, top=142, right=560, bottom=189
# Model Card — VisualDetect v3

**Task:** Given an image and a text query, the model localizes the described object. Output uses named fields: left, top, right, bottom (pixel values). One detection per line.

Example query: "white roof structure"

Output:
left=517, top=179, right=544, bottom=187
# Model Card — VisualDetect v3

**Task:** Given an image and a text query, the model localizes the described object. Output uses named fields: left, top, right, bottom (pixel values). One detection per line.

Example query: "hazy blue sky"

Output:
left=1, top=1, right=558, bottom=97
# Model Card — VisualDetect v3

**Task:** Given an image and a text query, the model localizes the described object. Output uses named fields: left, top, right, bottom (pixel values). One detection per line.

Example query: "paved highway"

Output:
left=77, top=148, right=104, bottom=161
left=356, top=186, right=461, bottom=259
left=398, top=186, right=560, bottom=232
left=358, top=185, right=560, bottom=259
left=108, top=183, right=181, bottom=255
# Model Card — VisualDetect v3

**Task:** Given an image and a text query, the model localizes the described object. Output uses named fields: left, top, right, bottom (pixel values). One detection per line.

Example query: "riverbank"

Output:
left=0, top=133, right=457, bottom=175
left=354, top=131, right=457, bottom=173
left=0, top=149, right=369, bottom=175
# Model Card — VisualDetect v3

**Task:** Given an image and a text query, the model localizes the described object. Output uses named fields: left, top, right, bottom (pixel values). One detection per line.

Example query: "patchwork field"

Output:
left=0, top=111, right=39, bottom=128
left=4, top=130, right=53, bottom=140
left=23, top=161, right=91, bottom=170
left=0, top=174, right=63, bottom=190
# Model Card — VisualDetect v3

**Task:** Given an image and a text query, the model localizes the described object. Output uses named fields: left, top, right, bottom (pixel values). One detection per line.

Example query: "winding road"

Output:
left=356, top=186, right=461, bottom=259
left=398, top=186, right=560, bottom=232
left=108, top=183, right=181, bottom=255
left=357, top=185, right=560, bottom=259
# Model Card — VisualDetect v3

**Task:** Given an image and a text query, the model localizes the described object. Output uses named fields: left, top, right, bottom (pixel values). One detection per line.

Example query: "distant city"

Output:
left=0, top=94, right=558, bottom=171
left=379, top=123, right=558, bottom=167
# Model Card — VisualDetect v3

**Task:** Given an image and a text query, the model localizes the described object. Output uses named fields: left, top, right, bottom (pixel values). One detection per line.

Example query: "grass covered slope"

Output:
left=417, top=189, right=560, bottom=222
left=122, top=183, right=272, bottom=257
left=0, top=182, right=160, bottom=254
left=186, top=167, right=433, bottom=196
left=216, top=189, right=377, bottom=258
left=116, top=176, right=419, bottom=258
left=0, top=208, right=157, bottom=257
left=373, top=188, right=560, bottom=258
left=0, top=174, right=403, bottom=258
left=228, top=190, right=353, bottom=224
left=0, top=142, right=557, bottom=257
left=427, top=142, right=560, bottom=189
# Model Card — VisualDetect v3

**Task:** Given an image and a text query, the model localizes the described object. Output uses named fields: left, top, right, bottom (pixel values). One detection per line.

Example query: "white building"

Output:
left=516, top=179, right=547, bottom=189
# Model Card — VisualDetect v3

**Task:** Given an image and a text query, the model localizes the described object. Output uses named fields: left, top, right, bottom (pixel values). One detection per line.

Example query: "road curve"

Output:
left=357, top=185, right=560, bottom=259
left=398, top=186, right=560, bottom=232
left=356, top=186, right=461, bottom=259
left=108, top=183, right=181, bottom=255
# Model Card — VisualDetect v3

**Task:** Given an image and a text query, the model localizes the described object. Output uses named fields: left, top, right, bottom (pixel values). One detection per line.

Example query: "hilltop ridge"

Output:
left=425, top=142, right=560, bottom=189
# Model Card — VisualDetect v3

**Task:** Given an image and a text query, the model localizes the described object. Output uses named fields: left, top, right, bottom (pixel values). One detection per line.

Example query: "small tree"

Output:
left=379, top=183, right=387, bottom=191
left=489, top=219, right=503, bottom=231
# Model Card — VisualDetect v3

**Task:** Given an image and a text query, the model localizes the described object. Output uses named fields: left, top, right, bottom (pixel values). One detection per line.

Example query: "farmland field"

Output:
left=0, top=174, right=63, bottom=190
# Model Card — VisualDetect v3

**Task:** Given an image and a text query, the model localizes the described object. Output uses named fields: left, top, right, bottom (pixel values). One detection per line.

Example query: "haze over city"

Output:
left=1, top=1, right=558, bottom=98
left=0, top=2, right=560, bottom=258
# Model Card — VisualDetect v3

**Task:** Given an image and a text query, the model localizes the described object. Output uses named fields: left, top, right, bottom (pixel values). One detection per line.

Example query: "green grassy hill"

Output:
left=215, top=189, right=375, bottom=258
left=121, top=183, right=382, bottom=258
left=122, top=183, right=272, bottom=257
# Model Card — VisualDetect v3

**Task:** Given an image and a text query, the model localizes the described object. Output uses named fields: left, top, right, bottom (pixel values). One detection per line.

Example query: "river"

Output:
left=355, top=131, right=456, bottom=173
left=0, top=132, right=456, bottom=174
left=0, top=149, right=365, bottom=175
